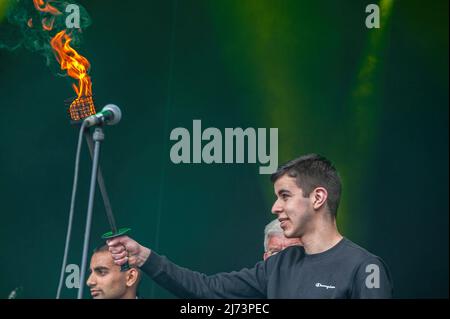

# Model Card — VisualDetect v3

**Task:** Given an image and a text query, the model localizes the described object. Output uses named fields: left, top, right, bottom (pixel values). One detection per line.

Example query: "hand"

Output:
left=106, top=236, right=151, bottom=268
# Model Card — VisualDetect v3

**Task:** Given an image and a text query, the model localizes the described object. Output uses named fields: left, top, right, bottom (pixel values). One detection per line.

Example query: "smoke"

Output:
left=0, top=0, right=91, bottom=71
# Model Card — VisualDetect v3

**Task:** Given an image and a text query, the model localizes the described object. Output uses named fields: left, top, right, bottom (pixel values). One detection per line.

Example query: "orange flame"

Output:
left=42, top=17, right=56, bottom=31
left=32, top=1, right=95, bottom=119
left=33, top=0, right=61, bottom=15
left=50, top=30, right=92, bottom=98
left=32, top=0, right=61, bottom=31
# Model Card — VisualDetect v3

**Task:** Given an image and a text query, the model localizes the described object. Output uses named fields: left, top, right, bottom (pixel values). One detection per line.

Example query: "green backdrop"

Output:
left=0, top=0, right=448, bottom=298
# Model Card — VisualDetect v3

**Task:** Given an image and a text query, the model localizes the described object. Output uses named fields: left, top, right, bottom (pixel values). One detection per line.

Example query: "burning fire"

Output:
left=32, top=0, right=61, bottom=15
left=31, top=0, right=62, bottom=33
left=29, top=0, right=95, bottom=120
left=50, top=30, right=92, bottom=98
left=51, top=30, right=95, bottom=120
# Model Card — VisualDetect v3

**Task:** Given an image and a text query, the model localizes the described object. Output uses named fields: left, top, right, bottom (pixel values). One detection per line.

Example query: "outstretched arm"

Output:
left=107, top=236, right=267, bottom=299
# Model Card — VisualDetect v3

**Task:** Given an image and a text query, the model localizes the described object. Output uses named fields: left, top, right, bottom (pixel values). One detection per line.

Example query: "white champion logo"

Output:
left=315, top=283, right=336, bottom=289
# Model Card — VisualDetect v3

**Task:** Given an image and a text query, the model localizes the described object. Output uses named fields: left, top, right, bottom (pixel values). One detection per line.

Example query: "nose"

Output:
left=271, top=199, right=283, bottom=215
left=86, top=273, right=96, bottom=287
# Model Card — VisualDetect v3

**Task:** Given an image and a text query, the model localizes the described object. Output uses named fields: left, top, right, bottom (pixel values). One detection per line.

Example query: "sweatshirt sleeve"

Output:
left=140, top=251, right=267, bottom=298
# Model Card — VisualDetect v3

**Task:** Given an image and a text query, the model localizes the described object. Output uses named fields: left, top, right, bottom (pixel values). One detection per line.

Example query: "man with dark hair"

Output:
left=271, top=153, right=342, bottom=217
left=107, top=154, right=393, bottom=298
left=87, top=244, right=141, bottom=299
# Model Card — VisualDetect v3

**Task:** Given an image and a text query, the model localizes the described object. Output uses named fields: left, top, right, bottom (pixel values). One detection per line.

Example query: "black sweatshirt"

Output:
left=140, top=237, right=393, bottom=298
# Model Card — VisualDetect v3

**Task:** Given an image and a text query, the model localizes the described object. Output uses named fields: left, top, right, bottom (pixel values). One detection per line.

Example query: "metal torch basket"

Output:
left=65, top=95, right=97, bottom=124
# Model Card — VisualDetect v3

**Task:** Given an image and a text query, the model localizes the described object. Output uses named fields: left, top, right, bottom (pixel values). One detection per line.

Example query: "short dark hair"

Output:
left=93, top=244, right=109, bottom=254
left=270, top=154, right=342, bottom=217
left=92, top=244, right=142, bottom=293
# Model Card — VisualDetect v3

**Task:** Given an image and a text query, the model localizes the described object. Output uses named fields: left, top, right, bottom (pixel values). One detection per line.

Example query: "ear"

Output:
left=125, top=268, right=139, bottom=287
left=263, top=252, right=269, bottom=261
left=312, top=187, right=328, bottom=211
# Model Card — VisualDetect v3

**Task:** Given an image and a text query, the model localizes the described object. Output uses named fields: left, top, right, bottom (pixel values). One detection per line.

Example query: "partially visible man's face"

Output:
left=264, top=234, right=302, bottom=260
left=271, top=174, right=314, bottom=238
left=87, top=251, right=128, bottom=299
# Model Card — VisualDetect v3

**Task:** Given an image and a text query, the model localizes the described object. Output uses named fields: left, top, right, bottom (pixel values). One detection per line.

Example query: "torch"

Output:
left=26, top=0, right=131, bottom=299
left=66, top=95, right=131, bottom=299
left=51, top=30, right=130, bottom=298
left=70, top=99, right=132, bottom=271
left=67, top=96, right=132, bottom=263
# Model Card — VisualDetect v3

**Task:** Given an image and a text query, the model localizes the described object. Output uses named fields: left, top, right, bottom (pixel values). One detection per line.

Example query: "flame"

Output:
left=50, top=30, right=92, bottom=98
left=42, top=17, right=55, bottom=31
left=32, top=0, right=95, bottom=120
left=33, top=0, right=61, bottom=15
left=32, top=0, right=61, bottom=31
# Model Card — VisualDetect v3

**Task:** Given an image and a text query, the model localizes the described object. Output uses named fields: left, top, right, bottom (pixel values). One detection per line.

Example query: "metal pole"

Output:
left=77, top=127, right=104, bottom=299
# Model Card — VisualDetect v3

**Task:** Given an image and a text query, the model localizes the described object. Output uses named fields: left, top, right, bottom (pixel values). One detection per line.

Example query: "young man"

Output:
left=87, top=245, right=141, bottom=299
left=107, top=154, right=393, bottom=298
left=263, top=219, right=302, bottom=260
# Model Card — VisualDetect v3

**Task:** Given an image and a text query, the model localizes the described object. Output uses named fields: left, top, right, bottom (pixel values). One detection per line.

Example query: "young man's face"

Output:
left=263, top=233, right=302, bottom=260
left=86, top=251, right=129, bottom=299
left=271, top=174, right=314, bottom=238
